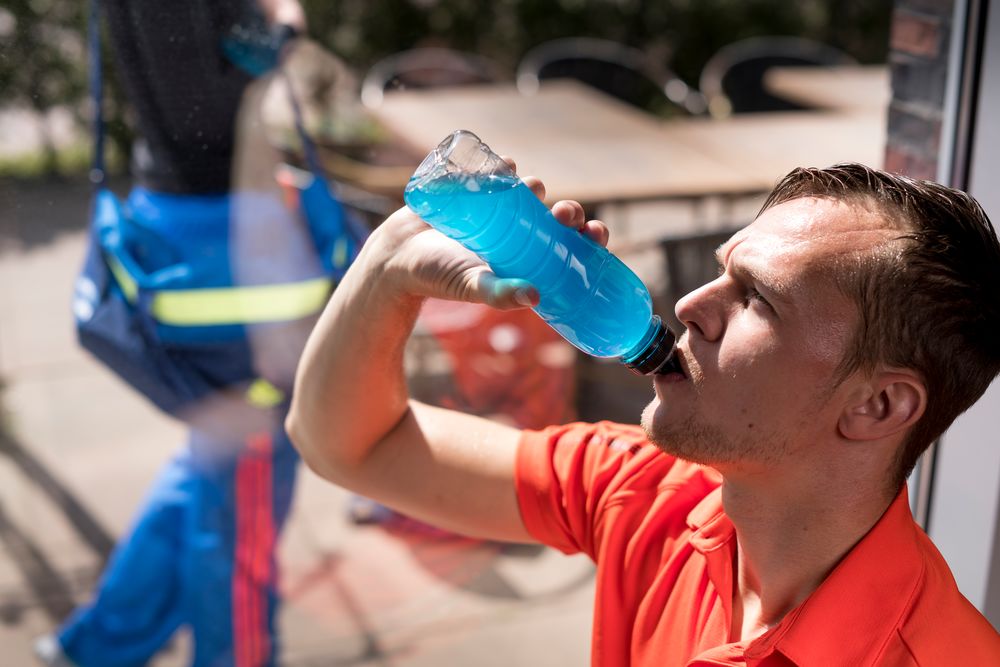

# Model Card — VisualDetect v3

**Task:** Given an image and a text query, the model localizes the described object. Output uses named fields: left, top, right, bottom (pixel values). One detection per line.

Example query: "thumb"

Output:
left=473, top=274, right=539, bottom=310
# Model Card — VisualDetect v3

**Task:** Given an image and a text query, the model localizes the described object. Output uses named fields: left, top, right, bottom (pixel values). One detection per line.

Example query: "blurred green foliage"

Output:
left=0, top=0, right=891, bottom=177
left=303, top=0, right=891, bottom=83
left=0, top=0, right=130, bottom=177
left=0, top=0, right=88, bottom=174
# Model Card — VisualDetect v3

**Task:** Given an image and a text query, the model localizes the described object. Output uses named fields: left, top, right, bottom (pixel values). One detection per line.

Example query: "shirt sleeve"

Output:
left=514, top=420, right=666, bottom=558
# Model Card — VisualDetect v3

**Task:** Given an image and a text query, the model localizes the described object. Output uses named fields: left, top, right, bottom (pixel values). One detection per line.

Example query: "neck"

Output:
left=720, top=468, right=895, bottom=641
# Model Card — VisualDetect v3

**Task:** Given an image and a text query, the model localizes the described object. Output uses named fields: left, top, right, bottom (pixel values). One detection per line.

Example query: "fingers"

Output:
left=522, top=176, right=545, bottom=202
left=582, top=219, right=610, bottom=247
left=499, top=156, right=547, bottom=201
left=551, top=200, right=610, bottom=248
left=551, top=200, right=585, bottom=229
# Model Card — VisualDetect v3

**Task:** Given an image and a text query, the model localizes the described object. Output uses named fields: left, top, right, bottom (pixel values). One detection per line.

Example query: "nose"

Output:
left=674, top=277, right=726, bottom=342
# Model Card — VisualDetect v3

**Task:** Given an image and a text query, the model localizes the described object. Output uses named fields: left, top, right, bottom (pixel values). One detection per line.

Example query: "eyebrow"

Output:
left=714, top=241, right=795, bottom=310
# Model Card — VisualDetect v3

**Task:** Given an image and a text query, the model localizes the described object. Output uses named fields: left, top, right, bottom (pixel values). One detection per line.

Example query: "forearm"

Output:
left=287, top=214, right=535, bottom=540
left=287, top=225, right=421, bottom=482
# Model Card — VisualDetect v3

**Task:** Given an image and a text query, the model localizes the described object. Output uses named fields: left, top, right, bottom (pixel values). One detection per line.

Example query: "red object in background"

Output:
left=414, top=299, right=577, bottom=429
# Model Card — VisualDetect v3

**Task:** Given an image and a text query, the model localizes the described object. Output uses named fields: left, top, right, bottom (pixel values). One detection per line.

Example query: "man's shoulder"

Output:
left=519, top=420, right=721, bottom=513
left=516, top=420, right=720, bottom=558
left=895, top=533, right=1000, bottom=664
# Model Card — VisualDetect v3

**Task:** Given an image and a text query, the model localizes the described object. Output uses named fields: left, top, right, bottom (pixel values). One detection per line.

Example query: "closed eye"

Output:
left=744, top=287, right=772, bottom=309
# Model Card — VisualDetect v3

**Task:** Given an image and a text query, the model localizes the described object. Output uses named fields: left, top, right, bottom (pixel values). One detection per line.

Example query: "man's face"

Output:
left=642, top=197, right=889, bottom=472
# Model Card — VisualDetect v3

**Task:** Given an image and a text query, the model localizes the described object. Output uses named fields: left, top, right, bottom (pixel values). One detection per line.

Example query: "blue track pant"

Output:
left=57, top=420, right=299, bottom=667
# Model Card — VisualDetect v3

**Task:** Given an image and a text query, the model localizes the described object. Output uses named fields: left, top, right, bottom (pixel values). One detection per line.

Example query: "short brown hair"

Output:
left=759, top=163, right=1000, bottom=489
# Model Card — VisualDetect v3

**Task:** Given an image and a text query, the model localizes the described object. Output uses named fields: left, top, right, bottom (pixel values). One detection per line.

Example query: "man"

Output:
left=287, top=162, right=1000, bottom=665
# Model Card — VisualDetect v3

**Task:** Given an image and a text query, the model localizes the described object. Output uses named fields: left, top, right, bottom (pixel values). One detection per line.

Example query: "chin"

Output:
left=641, top=402, right=745, bottom=467
left=639, top=398, right=670, bottom=449
left=640, top=398, right=683, bottom=455
left=640, top=398, right=662, bottom=438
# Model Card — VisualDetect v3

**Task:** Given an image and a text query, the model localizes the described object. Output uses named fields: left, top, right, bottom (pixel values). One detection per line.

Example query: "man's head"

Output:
left=763, top=164, right=1000, bottom=488
left=644, top=164, right=1000, bottom=491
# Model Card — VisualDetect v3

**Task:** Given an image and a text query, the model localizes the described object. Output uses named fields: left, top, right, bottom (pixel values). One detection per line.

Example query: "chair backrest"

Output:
left=517, top=37, right=696, bottom=115
left=699, top=36, right=857, bottom=117
left=361, top=48, right=502, bottom=108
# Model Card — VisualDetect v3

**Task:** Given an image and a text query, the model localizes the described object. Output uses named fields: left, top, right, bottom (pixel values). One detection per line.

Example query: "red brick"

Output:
left=884, top=145, right=938, bottom=180
left=891, top=10, right=942, bottom=58
left=888, top=104, right=942, bottom=155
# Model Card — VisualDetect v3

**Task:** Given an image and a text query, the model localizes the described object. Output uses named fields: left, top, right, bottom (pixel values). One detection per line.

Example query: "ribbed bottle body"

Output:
left=405, top=173, right=653, bottom=359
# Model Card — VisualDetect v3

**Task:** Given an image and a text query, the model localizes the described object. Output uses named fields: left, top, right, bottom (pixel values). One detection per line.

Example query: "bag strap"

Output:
left=281, top=70, right=371, bottom=248
left=219, top=18, right=371, bottom=248
left=87, top=0, right=105, bottom=191
left=85, top=4, right=368, bottom=327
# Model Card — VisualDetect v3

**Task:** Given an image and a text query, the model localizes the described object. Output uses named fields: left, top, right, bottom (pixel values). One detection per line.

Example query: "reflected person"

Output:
left=36, top=0, right=309, bottom=666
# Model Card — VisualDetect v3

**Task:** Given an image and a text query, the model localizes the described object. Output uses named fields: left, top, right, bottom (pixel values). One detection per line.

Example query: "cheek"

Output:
left=715, top=322, right=779, bottom=379
left=713, top=331, right=826, bottom=420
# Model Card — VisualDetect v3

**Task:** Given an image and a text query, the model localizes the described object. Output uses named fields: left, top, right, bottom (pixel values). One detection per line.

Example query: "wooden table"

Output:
left=664, top=110, right=886, bottom=189
left=367, top=79, right=886, bottom=206
left=763, top=64, right=891, bottom=113
left=368, top=81, right=760, bottom=206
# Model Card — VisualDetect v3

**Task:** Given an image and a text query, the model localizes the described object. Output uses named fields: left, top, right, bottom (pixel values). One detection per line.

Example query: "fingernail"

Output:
left=513, top=288, right=537, bottom=307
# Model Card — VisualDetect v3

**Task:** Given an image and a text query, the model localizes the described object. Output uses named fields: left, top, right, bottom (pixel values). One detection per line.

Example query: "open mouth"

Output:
left=656, top=347, right=689, bottom=382
left=676, top=351, right=688, bottom=378
left=654, top=355, right=687, bottom=383
left=657, top=349, right=687, bottom=378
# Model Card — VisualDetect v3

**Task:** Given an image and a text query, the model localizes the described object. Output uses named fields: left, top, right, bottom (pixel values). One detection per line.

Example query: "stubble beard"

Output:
left=640, top=398, right=790, bottom=468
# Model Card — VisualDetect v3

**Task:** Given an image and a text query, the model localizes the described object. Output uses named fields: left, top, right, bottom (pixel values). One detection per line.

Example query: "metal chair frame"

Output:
left=699, top=36, right=857, bottom=117
left=516, top=37, right=704, bottom=115
left=361, top=47, right=503, bottom=109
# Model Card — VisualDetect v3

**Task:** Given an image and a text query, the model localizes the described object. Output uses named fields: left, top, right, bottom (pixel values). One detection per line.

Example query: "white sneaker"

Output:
left=33, top=635, right=79, bottom=667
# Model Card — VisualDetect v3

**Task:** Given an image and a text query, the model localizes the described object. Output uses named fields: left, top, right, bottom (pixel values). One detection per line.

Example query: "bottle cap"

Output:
left=623, top=316, right=679, bottom=376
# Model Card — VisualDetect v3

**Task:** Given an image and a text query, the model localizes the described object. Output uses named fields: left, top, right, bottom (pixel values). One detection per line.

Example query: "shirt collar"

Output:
left=685, top=469, right=732, bottom=552
left=746, top=486, right=924, bottom=666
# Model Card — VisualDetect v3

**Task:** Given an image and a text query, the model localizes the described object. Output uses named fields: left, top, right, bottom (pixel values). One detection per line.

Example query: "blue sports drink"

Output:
left=404, top=130, right=678, bottom=375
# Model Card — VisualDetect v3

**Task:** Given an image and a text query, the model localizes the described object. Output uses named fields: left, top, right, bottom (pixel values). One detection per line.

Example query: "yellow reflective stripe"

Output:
left=333, top=236, right=349, bottom=270
left=149, top=277, right=332, bottom=326
left=246, top=378, right=285, bottom=408
left=103, top=249, right=332, bottom=326
left=106, top=253, right=139, bottom=302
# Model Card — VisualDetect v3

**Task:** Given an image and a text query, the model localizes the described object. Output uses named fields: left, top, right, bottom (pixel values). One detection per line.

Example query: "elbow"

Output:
left=285, top=405, right=340, bottom=483
left=284, top=408, right=307, bottom=458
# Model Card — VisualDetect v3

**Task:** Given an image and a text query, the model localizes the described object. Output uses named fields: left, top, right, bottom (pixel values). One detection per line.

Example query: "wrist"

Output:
left=357, top=223, right=427, bottom=311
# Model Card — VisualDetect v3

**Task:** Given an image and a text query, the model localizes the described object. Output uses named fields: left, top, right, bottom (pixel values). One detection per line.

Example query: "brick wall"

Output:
left=885, top=0, right=954, bottom=179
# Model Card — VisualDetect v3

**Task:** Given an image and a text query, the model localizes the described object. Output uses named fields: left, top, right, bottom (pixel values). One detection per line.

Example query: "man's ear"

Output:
left=838, top=371, right=927, bottom=442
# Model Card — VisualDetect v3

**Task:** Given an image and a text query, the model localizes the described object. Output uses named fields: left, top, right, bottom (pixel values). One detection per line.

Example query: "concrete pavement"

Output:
left=0, top=178, right=595, bottom=666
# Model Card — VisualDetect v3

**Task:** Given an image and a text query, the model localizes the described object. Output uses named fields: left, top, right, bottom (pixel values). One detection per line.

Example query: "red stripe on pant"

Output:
left=234, top=432, right=275, bottom=667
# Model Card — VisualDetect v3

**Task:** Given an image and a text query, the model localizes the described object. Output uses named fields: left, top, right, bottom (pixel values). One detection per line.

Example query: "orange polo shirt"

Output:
left=515, top=421, right=1000, bottom=666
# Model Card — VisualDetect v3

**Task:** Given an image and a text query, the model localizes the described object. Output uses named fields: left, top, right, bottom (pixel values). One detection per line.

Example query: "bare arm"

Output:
left=287, top=176, right=602, bottom=542
left=257, top=0, right=306, bottom=31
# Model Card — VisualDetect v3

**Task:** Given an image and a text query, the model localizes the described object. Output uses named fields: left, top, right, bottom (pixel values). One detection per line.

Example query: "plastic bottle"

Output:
left=403, top=130, right=678, bottom=375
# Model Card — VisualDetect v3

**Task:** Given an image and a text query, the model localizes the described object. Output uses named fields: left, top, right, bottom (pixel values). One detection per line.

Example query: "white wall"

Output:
left=927, top=0, right=1000, bottom=626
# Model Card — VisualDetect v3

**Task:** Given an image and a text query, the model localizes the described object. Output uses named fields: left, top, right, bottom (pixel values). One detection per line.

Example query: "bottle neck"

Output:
left=622, top=315, right=678, bottom=376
